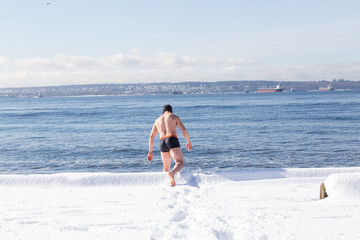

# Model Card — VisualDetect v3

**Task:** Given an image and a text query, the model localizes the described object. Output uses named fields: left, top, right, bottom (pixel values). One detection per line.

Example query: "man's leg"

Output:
left=169, top=148, right=184, bottom=175
left=161, top=152, right=171, bottom=172
left=167, top=148, right=184, bottom=186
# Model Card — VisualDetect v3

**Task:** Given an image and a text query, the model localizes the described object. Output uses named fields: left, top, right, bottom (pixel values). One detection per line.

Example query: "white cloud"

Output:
left=157, top=52, right=197, bottom=66
left=2, top=52, right=254, bottom=72
left=0, top=52, right=359, bottom=88
left=205, top=57, right=256, bottom=65
left=100, top=53, right=147, bottom=67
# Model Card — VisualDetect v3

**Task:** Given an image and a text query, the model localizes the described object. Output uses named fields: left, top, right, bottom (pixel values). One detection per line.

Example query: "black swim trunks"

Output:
left=160, top=135, right=180, bottom=152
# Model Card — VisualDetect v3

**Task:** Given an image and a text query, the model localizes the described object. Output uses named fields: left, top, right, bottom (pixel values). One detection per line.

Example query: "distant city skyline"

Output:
left=1, top=0, right=359, bottom=88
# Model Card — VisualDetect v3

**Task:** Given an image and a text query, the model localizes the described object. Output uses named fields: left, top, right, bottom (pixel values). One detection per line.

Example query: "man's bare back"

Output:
left=155, top=112, right=182, bottom=138
left=147, top=105, right=192, bottom=187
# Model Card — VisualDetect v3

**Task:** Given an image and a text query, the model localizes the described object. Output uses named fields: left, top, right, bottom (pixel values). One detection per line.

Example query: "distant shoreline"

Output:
left=1, top=80, right=360, bottom=98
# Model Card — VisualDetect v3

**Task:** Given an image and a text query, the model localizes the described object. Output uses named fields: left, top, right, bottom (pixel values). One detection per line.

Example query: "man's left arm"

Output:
left=177, top=117, right=192, bottom=151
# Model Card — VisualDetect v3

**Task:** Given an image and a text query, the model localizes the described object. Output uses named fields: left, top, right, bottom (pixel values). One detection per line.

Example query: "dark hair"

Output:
left=163, top=104, right=172, bottom=113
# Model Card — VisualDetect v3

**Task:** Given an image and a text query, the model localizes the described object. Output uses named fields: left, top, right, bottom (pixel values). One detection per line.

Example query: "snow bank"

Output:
left=1, top=167, right=360, bottom=240
left=325, top=172, right=360, bottom=199
left=0, top=172, right=167, bottom=186
left=1, top=167, right=359, bottom=187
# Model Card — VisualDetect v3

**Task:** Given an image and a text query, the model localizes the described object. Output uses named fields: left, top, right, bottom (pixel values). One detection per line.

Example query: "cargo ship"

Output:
left=257, top=84, right=284, bottom=93
left=319, top=84, right=334, bottom=91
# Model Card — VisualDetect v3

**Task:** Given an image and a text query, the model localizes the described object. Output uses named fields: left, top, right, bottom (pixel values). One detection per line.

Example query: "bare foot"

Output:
left=168, top=172, right=176, bottom=187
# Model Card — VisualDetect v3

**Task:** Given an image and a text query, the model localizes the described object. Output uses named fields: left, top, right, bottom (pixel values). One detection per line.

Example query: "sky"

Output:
left=0, top=0, right=359, bottom=88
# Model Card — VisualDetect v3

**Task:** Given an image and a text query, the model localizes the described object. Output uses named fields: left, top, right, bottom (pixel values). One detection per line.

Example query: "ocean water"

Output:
left=0, top=91, right=359, bottom=174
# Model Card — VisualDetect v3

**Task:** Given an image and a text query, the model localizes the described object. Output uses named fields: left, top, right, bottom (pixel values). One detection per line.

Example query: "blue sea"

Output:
left=0, top=91, right=359, bottom=174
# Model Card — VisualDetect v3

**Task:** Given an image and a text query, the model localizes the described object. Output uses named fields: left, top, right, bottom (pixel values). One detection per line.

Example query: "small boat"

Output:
left=319, top=84, right=334, bottom=91
left=257, top=84, right=284, bottom=93
left=33, top=93, right=43, bottom=98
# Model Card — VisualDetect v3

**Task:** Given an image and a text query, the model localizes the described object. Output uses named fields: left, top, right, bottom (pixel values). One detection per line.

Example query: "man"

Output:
left=147, top=104, right=192, bottom=187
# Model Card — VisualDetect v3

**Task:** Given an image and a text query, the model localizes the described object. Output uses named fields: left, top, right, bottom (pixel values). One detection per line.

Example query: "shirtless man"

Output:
left=147, top=104, right=192, bottom=187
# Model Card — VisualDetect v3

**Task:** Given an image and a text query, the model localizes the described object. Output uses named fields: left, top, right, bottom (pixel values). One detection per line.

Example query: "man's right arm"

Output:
left=147, top=123, right=158, bottom=161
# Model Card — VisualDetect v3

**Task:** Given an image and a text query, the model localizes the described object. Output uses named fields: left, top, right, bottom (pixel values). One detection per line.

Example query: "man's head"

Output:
left=163, top=104, right=173, bottom=114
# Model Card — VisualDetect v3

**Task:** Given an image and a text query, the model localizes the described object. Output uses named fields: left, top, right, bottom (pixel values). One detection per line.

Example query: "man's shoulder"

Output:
left=155, top=115, right=164, bottom=122
left=169, top=113, right=180, bottom=120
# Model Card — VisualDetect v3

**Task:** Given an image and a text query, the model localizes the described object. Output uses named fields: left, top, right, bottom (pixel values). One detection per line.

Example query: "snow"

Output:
left=325, top=172, right=360, bottom=199
left=1, top=167, right=360, bottom=239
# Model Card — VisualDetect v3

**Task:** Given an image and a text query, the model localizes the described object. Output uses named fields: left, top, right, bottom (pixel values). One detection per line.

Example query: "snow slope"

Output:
left=1, top=167, right=359, bottom=239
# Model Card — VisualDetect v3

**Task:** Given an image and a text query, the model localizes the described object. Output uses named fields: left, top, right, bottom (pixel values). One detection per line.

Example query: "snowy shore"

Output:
left=1, top=167, right=360, bottom=240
